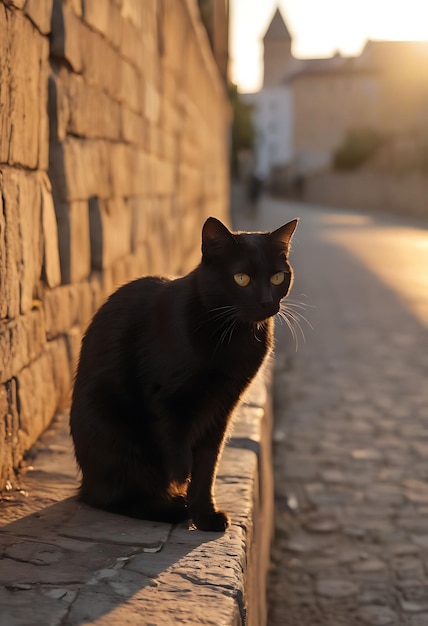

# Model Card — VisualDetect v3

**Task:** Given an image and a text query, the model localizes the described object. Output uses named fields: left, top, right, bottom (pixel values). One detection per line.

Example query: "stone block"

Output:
left=48, top=66, right=69, bottom=143
left=121, top=106, right=146, bottom=146
left=0, top=320, right=25, bottom=385
left=0, top=182, right=9, bottom=319
left=3, top=0, right=26, bottom=8
left=82, top=0, right=122, bottom=50
left=0, top=383, right=12, bottom=487
left=81, top=0, right=110, bottom=37
left=66, top=0, right=82, bottom=17
left=0, top=378, right=20, bottom=486
left=129, top=197, right=149, bottom=252
left=120, top=17, right=144, bottom=65
left=146, top=122, right=162, bottom=158
left=144, top=82, right=160, bottom=124
left=43, top=284, right=79, bottom=340
left=120, top=0, right=143, bottom=29
left=24, top=0, right=54, bottom=35
left=48, top=336, right=72, bottom=410
left=66, top=324, right=83, bottom=377
left=119, top=59, right=142, bottom=114
left=40, top=173, right=61, bottom=288
left=108, top=143, right=137, bottom=197
left=51, top=0, right=83, bottom=72
left=55, top=200, right=91, bottom=284
left=109, top=256, right=127, bottom=291
left=81, top=25, right=122, bottom=101
left=77, top=280, right=95, bottom=333
left=17, top=350, right=57, bottom=446
left=0, top=168, right=43, bottom=316
left=37, top=37, right=50, bottom=171
left=89, top=196, right=132, bottom=270
left=0, top=307, right=47, bottom=385
left=0, top=6, right=47, bottom=168
left=65, top=73, right=122, bottom=141
left=51, top=137, right=112, bottom=202
left=162, top=132, right=178, bottom=162
left=25, top=306, right=47, bottom=365
left=89, top=272, right=105, bottom=312
left=161, top=99, right=180, bottom=136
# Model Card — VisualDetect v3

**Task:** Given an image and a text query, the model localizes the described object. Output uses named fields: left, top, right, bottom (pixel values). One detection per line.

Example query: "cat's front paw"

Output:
left=192, top=510, right=230, bottom=532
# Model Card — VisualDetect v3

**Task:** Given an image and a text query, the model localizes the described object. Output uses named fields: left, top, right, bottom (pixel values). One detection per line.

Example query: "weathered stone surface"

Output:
left=17, top=350, right=56, bottom=446
left=82, top=0, right=122, bottom=50
left=24, top=0, right=54, bottom=35
left=243, top=198, right=428, bottom=626
left=0, top=366, right=270, bottom=624
left=0, top=6, right=47, bottom=168
left=0, top=383, right=14, bottom=487
left=316, top=579, right=359, bottom=599
left=0, top=172, right=20, bottom=319
left=51, top=137, right=113, bottom=202
left=0, top=586, right=69, bottom=626
left=120, top=106, right=146, bottom=146
left=48, top=337, right=72, bottom=409
left=67, top=578, right=240, bottom=626
left=43, top=284, right=79, bottom=340
left=40, top=173, right=61, bottom=288
left=89, top=197, right=132, bottom=270
left=358, top=606, right=398, bottom=625
left=61, top=507, right=171, bottom=547
left=0, top=168, right=43, bottom=314
left=61, top=72, right=122, bottom=141
left=55, top=200, right=91, bottom=284
left=51, top=1, right=83, bottom=72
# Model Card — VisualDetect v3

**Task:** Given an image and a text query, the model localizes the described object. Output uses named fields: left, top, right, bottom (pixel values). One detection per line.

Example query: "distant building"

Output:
left=242, top=9, right=298, bottom=183
left=244, top=6, right=428, bottom=185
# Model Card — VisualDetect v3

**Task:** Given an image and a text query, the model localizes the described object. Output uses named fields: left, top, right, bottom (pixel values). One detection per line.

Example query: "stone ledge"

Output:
left=0, top=372, right=274, bottom=626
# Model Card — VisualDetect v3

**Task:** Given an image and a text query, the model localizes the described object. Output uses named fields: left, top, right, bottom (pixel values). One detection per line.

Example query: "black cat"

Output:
left=70, top=216, right=298, bottom=531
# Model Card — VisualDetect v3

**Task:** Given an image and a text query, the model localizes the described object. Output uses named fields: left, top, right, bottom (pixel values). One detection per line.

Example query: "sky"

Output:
left=230, top=0, right=428, bottom=93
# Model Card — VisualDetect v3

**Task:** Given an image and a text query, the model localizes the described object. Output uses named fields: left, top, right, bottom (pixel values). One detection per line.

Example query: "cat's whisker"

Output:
left=281, top=303, right=314, bottom=331
left=285, top=296, right=315, bottom=309
left=282, top=296, right=316, bottom=309
left=283, top=309, right=306, bottom=343
left=277, top=309, right=299, bottom=350
left=253, top=322, right=265, bottom=343
left=227, top=319, right=239, bottom=344
left=279, top=298, right=314, bottom=350
left=214, top=315, right=239, bottom=352
left=211, top=314, right=238, bottom=342
left=283, top=302, right=312, bottom=313
left=194, top=306, right=237, bottom=332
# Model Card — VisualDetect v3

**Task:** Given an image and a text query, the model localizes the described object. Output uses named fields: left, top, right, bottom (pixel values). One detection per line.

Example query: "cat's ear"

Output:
left=202, top=217, right=236, bottom=255
left=270, top=218, right=299, bottom=246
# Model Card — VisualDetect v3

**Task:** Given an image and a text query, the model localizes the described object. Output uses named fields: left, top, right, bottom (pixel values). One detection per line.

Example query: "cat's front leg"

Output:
left=187, top=431, right=230, bottom=532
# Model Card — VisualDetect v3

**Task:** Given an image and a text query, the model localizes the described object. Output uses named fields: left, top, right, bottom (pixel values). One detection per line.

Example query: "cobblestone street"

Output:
left=235, top=196, right=428, bottom=625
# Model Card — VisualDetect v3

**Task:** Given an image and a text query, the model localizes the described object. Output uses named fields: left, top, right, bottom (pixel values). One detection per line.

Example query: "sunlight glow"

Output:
left=230, top=0, right=428, bottom=92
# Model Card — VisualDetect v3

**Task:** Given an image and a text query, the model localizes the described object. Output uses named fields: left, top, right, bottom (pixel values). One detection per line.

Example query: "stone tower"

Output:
left=262, top=8, right=293, bottom=87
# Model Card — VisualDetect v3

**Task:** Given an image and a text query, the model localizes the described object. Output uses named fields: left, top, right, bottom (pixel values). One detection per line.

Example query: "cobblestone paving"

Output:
left=235, top=197, right=428, bottom=626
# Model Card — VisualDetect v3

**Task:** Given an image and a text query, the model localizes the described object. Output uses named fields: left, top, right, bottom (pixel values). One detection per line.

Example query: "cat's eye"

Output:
left=270, top=272, right=285, bottom=285
left=234, top=273, right=251, bottom=287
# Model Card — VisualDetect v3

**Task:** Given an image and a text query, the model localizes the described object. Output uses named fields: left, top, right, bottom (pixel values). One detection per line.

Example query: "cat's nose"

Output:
left=260, top=293, right=274, bottom=307
left=259, top=301, right=278, bottom=318
left=259, top=287, right=273, bottom=307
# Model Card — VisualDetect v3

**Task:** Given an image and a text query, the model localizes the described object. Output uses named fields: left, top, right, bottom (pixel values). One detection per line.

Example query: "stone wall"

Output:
left=303, top=171, right=428, bottom=219
left=0, top=0, right=230, bottom=489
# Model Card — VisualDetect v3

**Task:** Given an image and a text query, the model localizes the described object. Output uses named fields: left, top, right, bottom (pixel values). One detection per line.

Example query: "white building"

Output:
left=242, top=8, right=298, bottom=184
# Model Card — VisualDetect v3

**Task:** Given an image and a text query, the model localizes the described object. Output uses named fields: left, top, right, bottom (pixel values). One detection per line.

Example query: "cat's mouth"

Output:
left=243, top=302, right=280, bottom=323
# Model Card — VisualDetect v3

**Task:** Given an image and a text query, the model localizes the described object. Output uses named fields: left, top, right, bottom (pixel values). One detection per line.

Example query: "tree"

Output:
left=229, top=84, right=254, bottom=177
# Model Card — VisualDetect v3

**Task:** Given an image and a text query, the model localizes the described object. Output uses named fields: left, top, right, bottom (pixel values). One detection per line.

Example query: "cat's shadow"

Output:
left=1, top=496, right=221, bottom=624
